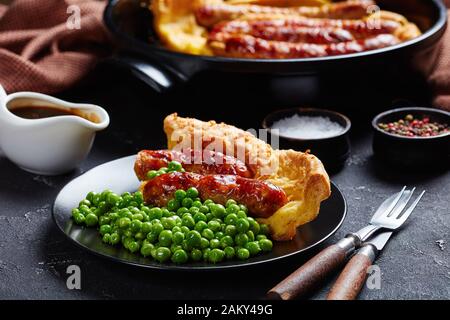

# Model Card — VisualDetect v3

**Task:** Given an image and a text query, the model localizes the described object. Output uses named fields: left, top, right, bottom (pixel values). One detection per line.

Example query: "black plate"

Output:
left=53, top=155, right=347, bottom=270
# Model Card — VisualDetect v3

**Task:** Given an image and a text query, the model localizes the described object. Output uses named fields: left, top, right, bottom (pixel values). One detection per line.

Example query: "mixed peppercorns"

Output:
left=378, top=114, right=448, bottom=137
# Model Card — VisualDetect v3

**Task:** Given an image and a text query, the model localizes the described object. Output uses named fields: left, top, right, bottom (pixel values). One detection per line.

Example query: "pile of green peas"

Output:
left=146, top=160, right=185, bottom=180
left=72, top=186, right=273, bottom=264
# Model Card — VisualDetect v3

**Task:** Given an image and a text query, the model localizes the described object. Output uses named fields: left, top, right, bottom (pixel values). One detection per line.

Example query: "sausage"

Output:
left=141, top=172, right=288, bottom=218
left=210, top=21, right=354, bottom=44
left=210, top=18, right=401, bottom=41
left=134, top=149, right=253, bottom=181
left=212, top=33, right=399, bottom=59
left=195, top=0, right=376, bottom=27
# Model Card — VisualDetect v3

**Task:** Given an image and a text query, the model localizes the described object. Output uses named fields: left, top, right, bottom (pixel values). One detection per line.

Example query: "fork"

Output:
left=267, top=187, right=425, bottom=300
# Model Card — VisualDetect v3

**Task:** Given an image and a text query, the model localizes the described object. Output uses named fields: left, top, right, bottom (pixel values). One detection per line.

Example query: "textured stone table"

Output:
left=0, top=67, right=448, bottom=300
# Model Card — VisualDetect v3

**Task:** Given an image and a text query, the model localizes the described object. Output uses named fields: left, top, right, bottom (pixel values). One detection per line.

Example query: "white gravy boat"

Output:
left=0, top=85, right=109, bottom=175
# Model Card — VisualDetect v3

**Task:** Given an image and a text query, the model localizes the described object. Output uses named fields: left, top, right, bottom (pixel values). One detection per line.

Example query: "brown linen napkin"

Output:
left=0, top=0, right=112, bottom=94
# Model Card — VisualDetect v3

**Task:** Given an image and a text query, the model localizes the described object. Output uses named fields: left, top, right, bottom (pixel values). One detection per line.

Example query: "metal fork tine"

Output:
left=390, top=187, right=416, bottom=218
left=396, top=190, right=426, bottom=225
left=383, top=186, right=406, bottom=218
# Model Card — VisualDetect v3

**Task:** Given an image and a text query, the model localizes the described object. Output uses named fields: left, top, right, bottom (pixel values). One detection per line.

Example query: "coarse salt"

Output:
left=271, top=114, right=345, bottom=139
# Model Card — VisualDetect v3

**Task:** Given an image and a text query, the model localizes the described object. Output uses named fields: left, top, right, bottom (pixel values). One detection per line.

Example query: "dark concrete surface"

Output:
left=0, top=66, right=448, bottom=300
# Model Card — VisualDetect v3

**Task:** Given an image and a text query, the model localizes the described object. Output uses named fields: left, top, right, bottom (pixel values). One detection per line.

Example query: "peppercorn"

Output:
left=378, top=114, right=448, bottom=137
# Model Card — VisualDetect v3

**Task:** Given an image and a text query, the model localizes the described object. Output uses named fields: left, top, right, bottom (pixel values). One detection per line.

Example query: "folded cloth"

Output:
left=428, top=0, right=450, bottom=111
left=0, top=0, right=112, bottom=94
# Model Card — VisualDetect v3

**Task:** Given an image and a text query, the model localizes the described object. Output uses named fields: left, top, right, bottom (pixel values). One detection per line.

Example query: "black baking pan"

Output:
left=103, top=0, right=447, bottom=102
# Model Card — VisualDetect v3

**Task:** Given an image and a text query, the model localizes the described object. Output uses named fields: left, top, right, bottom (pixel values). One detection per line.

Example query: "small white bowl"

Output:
left=0, top=85, right=110, bottom=175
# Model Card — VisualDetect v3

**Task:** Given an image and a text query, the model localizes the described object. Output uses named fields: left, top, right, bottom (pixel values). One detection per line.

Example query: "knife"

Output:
left=326, top=231, right=393, bottom=300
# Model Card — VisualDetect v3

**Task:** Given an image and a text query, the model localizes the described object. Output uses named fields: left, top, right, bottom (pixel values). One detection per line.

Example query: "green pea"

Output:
left=192, top=200, right=202, bottom=208
left=108, top=212, right=119, bottom=222
left=256, top=234, right=267, bottom=241
left=79, top=205, right=91, bottom=216
left=226, top=204, right=240, bottom=215
left=161, top=217, right=176, bottom=230
left=207, top=220, right=221, bottom=232
left=224, top=213, right=238, bottom=225
left=180, top=226, right=190, bottom=234
left=155, top=247, right=171, bottom=262
left=174, top=189, right=186, bottom=201
left=118, top=208, right=130, bottom=218
left=181, top=240, right=192, bottom=252
left=210, top=239, right=221, bottom=249
left=135, top=232, right=146, bottom=240
left=110, top=232, right=120, bottom=245
left=171, top=249, right=189, bottom=264
left=107, top=193, right=121, bottom=206
left=202, top=228, right=214, bottom=240
left=224, top=246, right=235, bottom=259
left=172, top=226, right=182, bottom=233
left=195, top=221, right=208, bottom=232
left=173, top=231, right=185, bottom=244
left=247, top=230, right=255, bottom=242
left=123, top=229, right=133, bottom=238
left=181, top=215, right=195, bottom=229
left=170, top=244, right=183, bottom=254
left=150, top=222, right=164, bottom=236
left=85, top=213, right=98, bottom=227
left=203, top=248, right=211, bottom=261
left=259, top=239, right=273, bottom=252
left=200, top=237, right=210, bottom=249
left=237, top=248, right=250, bottom=260
left=102, top=233, right=111, bottom=244
left=237, top=210, right=247, bottom=219
left=86, top=191, right=96, bottom=203
left=131, top=220, right=142, bottom=233
left=72, top=208, right=81, bottom=217
left=186, top=187, right=199, bottom=199
left=203, top=199, right=214, bottom=205
left=147, top=170, right=158, bottom=179
left=146, top=232, right=158, bottom=243
left=215, top=231, right=224, bottom=239
left=101, top=189, right=113, bottom=201
left=123, top=237, right=133, bottom=249
left=186, top=230, right=201, bottom=248
left=118, top=217, right=131, bottom=229
left=73, top=213, right=85, bottom=225
left=157, top=167, right=168, bottom=175
left=209, top=249, right=225, bottom=263
left=245, top=241, right=261, bottom=255
left=149, top=207, right=163, bottom=220
left=226, top=199, right=237, bottom=208
left=141, top=243, right=154, bottom=257
left=199, top=205, right=210, bottom=214
left=167, top=199, right=180, bottom=212
left=225, top=225, right=237, bottom=237
left=141, top=222, right=152, bottom=234
left=169, top=160, right=183, bottom=171
left=134, top=191, right=144, bottom=205
left=158, top=230, right=173, bottom=247
left=239, top=204, right=248, bottom=214
left=98, top=216, right=111, bottom=226
left=92, top=193, right=102, bottom=206
left=161, top=208, right=172, bottom=218
left=128, top=241, right=140, bottom=253
left=177, top=207, right=189, bottom=216
left=236, top=218, right=249, bottom=233
left=193, top=212, right=207, bottom=223
left=191, top=249, right=203, bottom=261
left=235, top=233, right=249, bottom=247
left=205, top=213, right=214, bottom=221
left=181, top=197, right=193, bottom=208
left=220, top=235, right=234, bottom=248
left=189, top=206, right=200, bottom=215
left=99, top=224, right=112, bottom=236
left=210, top=204, right=226, bottom=219
left=132, top=213, right=144, bottom=221
left=79, top=199, right=91, bottom=208
left=260, top=224, right=270, bottom=235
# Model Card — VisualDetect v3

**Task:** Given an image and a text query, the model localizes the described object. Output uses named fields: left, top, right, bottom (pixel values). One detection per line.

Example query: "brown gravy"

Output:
left=10, top=106, right=100, bottom=123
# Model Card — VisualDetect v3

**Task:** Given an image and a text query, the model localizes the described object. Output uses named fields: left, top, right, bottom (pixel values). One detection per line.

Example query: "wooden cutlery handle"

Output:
left=327, top=244, right=377, bottom=300
left=267, top=237, right=357, bottom=300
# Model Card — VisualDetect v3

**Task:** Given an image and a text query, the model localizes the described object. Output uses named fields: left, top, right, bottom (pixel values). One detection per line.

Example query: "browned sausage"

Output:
left=134, top=149, right=253, bottom=181
left=141, top=172, right=288, bottom=218
left=212, top=33, right=399, bottom=59
left=195, top=0, right=376, bottom=27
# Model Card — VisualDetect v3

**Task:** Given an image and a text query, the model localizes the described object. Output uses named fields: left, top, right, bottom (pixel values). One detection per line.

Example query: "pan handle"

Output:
left=105, top=54, right=186, bottom=93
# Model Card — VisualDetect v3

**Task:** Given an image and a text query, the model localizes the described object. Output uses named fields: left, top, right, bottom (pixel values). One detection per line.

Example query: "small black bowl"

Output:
left=372, top=107, right=450, bottom=169
left=262, top=108, right=351, bottom=172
